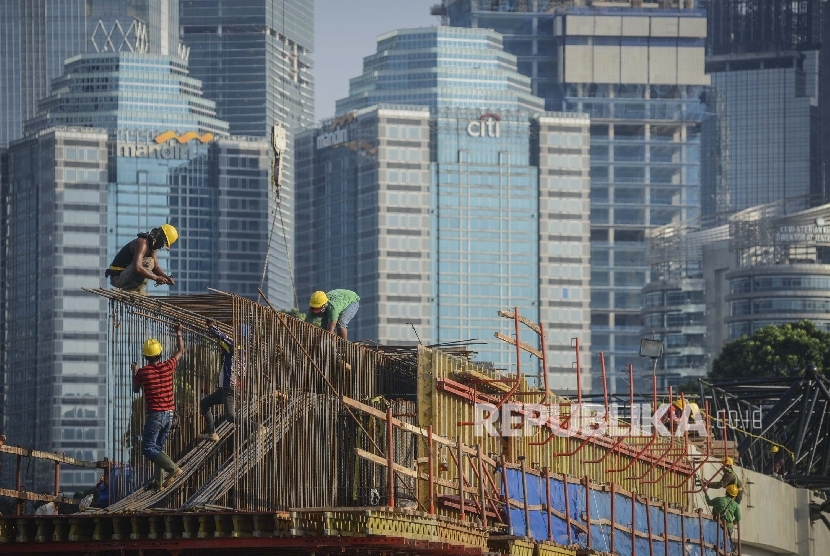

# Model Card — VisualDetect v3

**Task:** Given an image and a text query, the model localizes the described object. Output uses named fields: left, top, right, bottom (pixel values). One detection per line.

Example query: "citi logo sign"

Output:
left=154, top=131, right=215, bottom=144
left=467, top=113, right=501, bottom=138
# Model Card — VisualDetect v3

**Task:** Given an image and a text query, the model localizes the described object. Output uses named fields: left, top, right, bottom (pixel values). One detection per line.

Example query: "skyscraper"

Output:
left=1, top=51, right=272, bottom=492
left=180, top=0, right=315, bottom=309
left=446, top=1, right=709, bottom=392
left=0, top=0, right=181, bottom=148
left=700, top=0, right=824, bottom=223
left=298, top=27, right=592, bottom=392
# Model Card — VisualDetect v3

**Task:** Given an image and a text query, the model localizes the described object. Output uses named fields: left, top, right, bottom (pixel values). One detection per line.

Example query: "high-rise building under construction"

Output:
left=443, top=1, right=709, bottom=392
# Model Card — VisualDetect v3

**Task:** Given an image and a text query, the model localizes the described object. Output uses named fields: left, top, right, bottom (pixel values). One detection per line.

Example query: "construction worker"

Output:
left=197, top=319, right=242, bottom=442
left=709, top=456, right=744, bottom=503
left=309, top=289, right=360, bottom=341
left=106, top=224, right=178, bottom=295
left=705, top=484, right=742, bottom=533
left=132, top=323, right=185, bottom=489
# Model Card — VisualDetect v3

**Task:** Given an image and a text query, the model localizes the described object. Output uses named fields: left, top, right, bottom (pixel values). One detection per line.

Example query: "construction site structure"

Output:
left=0, top=288, right=827, bottom=554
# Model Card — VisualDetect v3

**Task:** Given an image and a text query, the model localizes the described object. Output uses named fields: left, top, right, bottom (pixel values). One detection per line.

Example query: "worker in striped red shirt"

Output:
left=131, top=323, right=185, bottom=489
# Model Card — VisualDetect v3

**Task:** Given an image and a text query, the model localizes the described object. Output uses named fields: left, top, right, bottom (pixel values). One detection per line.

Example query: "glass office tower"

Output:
left=447, top=2, right=709, bottom=392
left=298, top=27, right=592, bottom=392
left=0, top=0, right=181, bottom=148
left=2, top=52, right=271, bottom=492
left=180, top=0, right=315, bottom=309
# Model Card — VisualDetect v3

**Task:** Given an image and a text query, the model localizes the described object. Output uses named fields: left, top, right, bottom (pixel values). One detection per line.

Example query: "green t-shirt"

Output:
left=323, top=289, right=360, bottom=324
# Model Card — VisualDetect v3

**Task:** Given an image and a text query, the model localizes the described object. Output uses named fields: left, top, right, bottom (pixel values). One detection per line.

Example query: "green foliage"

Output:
left=711, top=320, right=830, bottom=379
left=282, top=307, right=307, bottom=321
left=676, top=378, right=701, bottom=395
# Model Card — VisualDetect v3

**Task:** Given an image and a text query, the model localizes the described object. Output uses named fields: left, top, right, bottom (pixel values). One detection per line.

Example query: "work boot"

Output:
left=197, top=432, right=220, bottom=442
left=153, top=452, right=183, bottom=488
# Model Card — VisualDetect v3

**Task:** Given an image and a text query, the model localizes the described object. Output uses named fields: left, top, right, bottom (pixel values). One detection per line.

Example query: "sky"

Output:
left=313, top=0, right=439, bottom=122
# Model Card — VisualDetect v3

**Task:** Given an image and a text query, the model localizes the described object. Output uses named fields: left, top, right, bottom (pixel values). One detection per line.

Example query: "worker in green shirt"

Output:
left=709, top=456, right=744, bottom=503
left=309, top=289, right=360, bottom=340
left=705, top=484, right=742, bottom=533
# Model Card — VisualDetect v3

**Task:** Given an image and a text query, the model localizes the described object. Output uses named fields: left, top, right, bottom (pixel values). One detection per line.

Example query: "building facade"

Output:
left=0, top=0, right=181, bottom=148
left=701, top=51, right=822, bottom=224
left=1, top=51, right=271, bottom=492
left=446, top=2, right=709, bottom=392
left=299, top=26, right=592, bottom=392
left=180, top=0, right=315, bottom=309
left=725, top=201, right=830, bottom=340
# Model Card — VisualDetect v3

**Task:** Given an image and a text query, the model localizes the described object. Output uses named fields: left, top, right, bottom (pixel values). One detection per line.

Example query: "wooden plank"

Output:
left=497, top=310, right=542, bottom=335
left=0, top=445, right=105, bottom=468
left=0, top=487, right=80, bottom=505
left=342, top=396, right=496, bottom=467
left=494, top=332, right=543, bottom=359
left=354, top=449, right=477, bottom=493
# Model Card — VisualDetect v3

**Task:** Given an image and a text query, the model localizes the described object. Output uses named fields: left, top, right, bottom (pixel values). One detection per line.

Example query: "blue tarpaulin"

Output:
left=502, top=468, right=733, bottom=555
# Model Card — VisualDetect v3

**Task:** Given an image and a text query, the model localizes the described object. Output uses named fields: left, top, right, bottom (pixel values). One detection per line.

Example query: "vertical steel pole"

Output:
left=575, top=337, right=583, bottom=405
left=15, top=454, right=22, bottom=516
left=632, top=491, right=638, bottom=556
left=645, top=496, right=653, bottom=556
left=386, top=406, right=395, bottom=509
left=520, top=457, right=530, bottom=537
left=539, top=322, right=549, bottom=403
left=457, top=437, right=465, bottom=521
left=427, top=426, right=435, bottom=515
left=585, top=475, right=592, bottom=550
left=545, top=467, right=553, bottom=542
left=477, top=445, right=487, bottom=527
left=698, top=510, right=705, bottom=556
left=610, top=481, right=616, bottom=554
left=54, top=451, right=61, bottom=497
left=600, top=352, right=609, bottom=423
left=629, top=364, right=635, bottom=435
left=501, top=455, right=513, bottom=535
left=663, top=501, right=669, bottom=556
left=681, top=504, right=686, bottom=556
left=563, top=474, right=573, bottom=544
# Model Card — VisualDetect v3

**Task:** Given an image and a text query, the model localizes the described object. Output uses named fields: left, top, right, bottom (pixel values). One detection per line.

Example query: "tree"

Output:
left=711, top=320, right=830, bottom=379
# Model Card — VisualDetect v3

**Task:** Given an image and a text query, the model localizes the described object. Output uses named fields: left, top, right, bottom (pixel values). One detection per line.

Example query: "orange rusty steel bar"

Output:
left=457, top=437, right=465, bottom=521
left=563, top=473, right=573, bottom=545
left=545, top=466, right=553, bottom=542
left=585, top=475, right=592, bottom=550
left=671, top=400, right=713, bottom=490
left=715, top=516, right=721, bottom=556
left=584, top=436, right=626, bottom=464
left=459, top=450, right=486, bottom=522
left=502, top=456, right=514, bottom=535
left=610, top=481, right=616, bottom=554
left=481, top=464, right=506, bottom=523
left=681, top=500, right=686, bottom=551
left=633, top=439, right=677, bottom=481
left=387, top=406, right=395, bottom=508
left=608, top=435, right=658, bottom=473
left=645, top=496, right=653, bottom=556
left=600, top=352, right=609, bottom=423
left=476, top=445, right=487, bottom=527
left=54, top=451, right=61, bottom=497
left=698, top=509, right=705, bottom=554
left=532, top=433, right=593, bottom=455
left=539, top=321, right=549, bottom=404
left=644, top=392, right=692, bottom=485
left=520, top=457, right=531, bottom=537
left=631, top=490, right=638, bottom=556
left=428, top=426, right=435, bottom=514
left=574, top=337, right=583, bottom=405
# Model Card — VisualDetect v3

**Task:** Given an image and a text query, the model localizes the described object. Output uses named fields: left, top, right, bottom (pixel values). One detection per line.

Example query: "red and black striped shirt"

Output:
left=134, top=358, right=178, bottom=412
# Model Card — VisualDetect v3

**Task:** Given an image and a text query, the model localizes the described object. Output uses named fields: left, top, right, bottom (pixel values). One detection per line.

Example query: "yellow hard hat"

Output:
left=726, top=484, right=739, bottom=497
left=309, top=291, right=328, bottom=309
left=771, top=445, right=780, bottom=454
left=723, top=456, right=734, bottom=466
left=672, top=399, right=686, bottom=410
left=142, top=338, right=162, bottom=357
left=160, top=224, right=178, bottom=248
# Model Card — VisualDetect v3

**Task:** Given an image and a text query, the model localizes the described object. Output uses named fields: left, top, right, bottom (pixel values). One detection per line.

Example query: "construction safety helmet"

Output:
left=142, top=338, right=163, bottom=357
left=309, top=291, right=328, bottom=309
left=771, top=445, right=780, bottom=454
left=723, top=456, right=734, bottom=467
left=160, top=224, right=178, bottom=248
left=726, top=484, right=739, bottom=497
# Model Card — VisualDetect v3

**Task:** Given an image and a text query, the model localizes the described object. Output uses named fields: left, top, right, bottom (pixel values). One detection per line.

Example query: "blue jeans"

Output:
left=200, top=388, right=235, bottom=433
left=337, top=301, right=359, bottom=328
left=141, top=410, right=174, bottom=461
